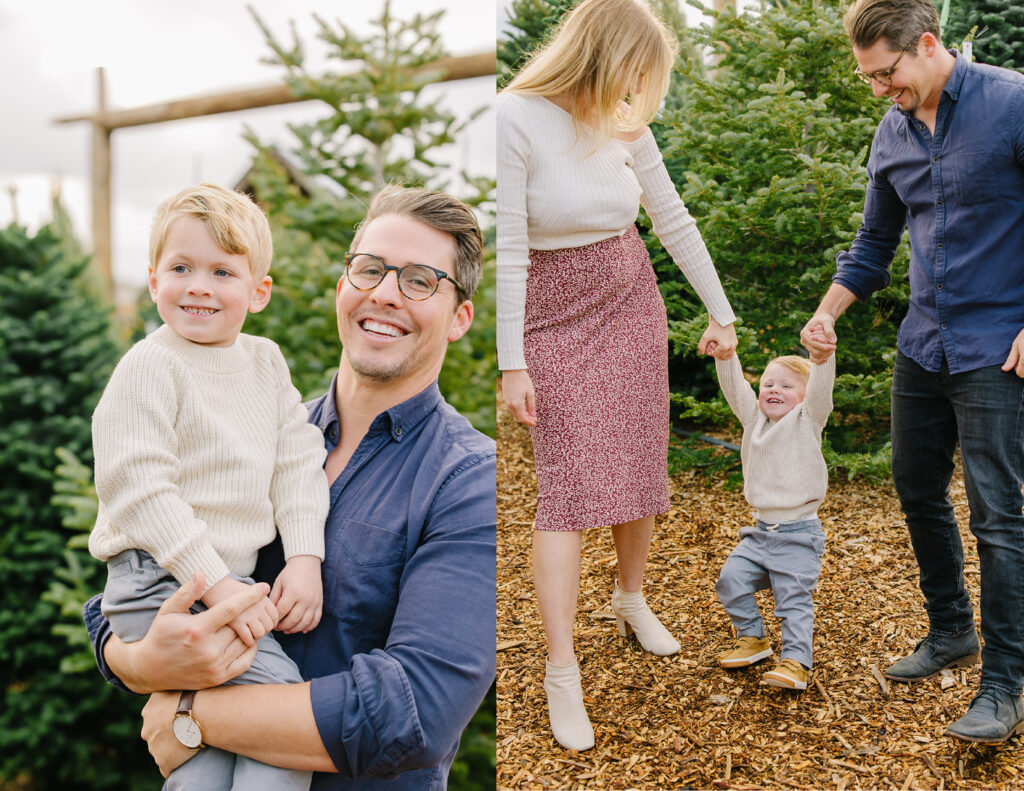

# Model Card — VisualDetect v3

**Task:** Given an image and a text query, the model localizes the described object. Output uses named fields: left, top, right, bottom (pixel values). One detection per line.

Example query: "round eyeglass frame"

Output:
left=853, top=44, right=911, bottom=87
left=343, top=252, right=462, bottom=301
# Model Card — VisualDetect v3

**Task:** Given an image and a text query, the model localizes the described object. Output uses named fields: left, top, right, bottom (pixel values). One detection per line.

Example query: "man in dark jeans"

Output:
left=84, top=186, right=496, bottom=788
left=801, top=0, right=1024, bottom=743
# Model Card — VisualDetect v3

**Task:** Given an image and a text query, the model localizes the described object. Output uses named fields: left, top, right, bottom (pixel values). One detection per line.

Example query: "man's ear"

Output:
left=249, top=276, right=273, bottom=314
left=447, top=300, right=474, bottom=343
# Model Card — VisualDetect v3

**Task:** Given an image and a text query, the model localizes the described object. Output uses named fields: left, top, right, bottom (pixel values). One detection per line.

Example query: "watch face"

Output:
left=172, top=714, right=203, bottom=748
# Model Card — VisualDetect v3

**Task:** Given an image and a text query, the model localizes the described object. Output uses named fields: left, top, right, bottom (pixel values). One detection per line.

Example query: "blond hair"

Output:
left=150, top=184, right=273, bottom=280
left=843, top=0, right=941, bottom=51
left=764, top=354, right=812, bottom=384
left=502, top=0, right=678, bottom=142
left=352, top=185, right=484, bottom=305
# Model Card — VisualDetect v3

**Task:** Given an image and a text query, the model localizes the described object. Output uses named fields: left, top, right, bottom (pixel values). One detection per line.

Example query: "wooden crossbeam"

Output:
left=53, top=50, right=496, bottom=298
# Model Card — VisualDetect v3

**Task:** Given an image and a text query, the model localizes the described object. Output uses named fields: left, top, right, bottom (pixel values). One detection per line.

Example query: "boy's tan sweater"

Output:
left=715, top=354, right=835, bottom=524
left=89, top=324, right=328, bottom=592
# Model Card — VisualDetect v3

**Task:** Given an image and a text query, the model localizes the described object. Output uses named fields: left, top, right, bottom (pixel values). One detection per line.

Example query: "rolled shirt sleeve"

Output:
left=309, top=453, right=496, bottom=777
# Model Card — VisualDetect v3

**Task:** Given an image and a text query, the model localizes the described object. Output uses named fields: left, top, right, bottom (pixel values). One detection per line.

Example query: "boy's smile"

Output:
left=149, top=215, right=271, bottom=347
left=758, top=362, right=807, bottom=421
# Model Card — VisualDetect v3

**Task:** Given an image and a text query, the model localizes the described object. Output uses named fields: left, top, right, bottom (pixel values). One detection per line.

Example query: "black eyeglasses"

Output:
left=854, top=44, right=911, bottom=87
left=343, top=252, right=462, bottom=301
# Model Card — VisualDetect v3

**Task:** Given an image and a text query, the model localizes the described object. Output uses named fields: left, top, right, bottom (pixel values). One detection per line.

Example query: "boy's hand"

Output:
left=270, top=555, right=323, bottom=634
left=202, top=576, right=278, bottom=647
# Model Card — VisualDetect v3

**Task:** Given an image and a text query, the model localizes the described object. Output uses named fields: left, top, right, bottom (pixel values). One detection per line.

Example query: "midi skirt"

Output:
left=525, top=225, right=670, bottom=531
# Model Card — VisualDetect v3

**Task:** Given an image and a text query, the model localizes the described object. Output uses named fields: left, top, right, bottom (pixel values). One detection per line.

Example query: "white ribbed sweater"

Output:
left=89, top=324, right=328, bottom=592
left=496, top=91, right=736, bottom=370
left=715, top=354, right=835, bottom=524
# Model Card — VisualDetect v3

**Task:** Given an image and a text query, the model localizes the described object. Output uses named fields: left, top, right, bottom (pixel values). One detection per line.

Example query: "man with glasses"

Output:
left=801, top=0, right=1024, bottom=744
left=83, top=186, right=496, bottom=788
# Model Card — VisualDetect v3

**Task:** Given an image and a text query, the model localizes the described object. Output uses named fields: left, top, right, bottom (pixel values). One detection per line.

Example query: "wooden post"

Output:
left=91, top=67, right=112, bottom=295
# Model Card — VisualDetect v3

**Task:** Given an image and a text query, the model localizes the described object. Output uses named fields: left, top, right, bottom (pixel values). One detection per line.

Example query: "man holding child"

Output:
left=85, top=185, right=496, bottom=789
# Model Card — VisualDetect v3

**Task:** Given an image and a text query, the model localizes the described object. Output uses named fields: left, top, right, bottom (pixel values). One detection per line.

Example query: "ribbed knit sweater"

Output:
left=715, top=354, right=835, bottom=524
left=496, top=91, right=736, bottom=371
left=89, top=324, right=328, bottom=592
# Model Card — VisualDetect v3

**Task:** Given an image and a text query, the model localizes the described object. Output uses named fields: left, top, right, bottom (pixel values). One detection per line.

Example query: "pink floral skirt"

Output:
left=525, top=225, right=670, bottom=531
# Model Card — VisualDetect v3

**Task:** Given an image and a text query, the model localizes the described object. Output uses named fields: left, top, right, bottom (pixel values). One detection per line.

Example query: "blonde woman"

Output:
left=497, top=0, right=738, bottom=751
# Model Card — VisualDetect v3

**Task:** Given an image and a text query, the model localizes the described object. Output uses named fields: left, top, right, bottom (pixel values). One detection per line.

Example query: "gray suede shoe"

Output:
left=945, top=689, right=1024, bottom=744
left=885, top=631, right=980, bottom=682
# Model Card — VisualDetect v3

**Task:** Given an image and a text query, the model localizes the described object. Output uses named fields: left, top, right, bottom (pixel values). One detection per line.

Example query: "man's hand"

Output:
left=141, top=691, right=198, bottom=778
left=501, top=369, right=537, bottom=426
left=105, top=572, right=268, bottom=693
left=800, top=312, right=838, bottom=363
left=271, top=555, right=323, bottom=634
left=699, top=318, right=738, bottom=360
left=1002, top=328, right=1024, bottom=378
left=202, top=576, right=278, bottom=647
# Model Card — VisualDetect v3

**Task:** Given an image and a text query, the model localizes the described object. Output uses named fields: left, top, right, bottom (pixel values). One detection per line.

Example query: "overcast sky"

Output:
left=0, top=0, right=497, bottom=294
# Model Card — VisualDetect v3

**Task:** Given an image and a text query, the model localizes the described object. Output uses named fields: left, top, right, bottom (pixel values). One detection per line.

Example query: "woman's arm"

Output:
left=630, top=132, right=736, bottom=329
left=496, top=93, right=533, bottom=373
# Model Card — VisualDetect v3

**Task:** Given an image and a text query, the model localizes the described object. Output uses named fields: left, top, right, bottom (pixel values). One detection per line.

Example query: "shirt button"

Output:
left=937, top=199, right=943, bottom=206
left=395, top=426, right=403, bottom=437
left=937, top=242, right=944, bottom=248
left=941, top=323, right=948, bottom=330
left=933, top=157, right=939, bottom=162
left=937, top=283, right=944, bottom=290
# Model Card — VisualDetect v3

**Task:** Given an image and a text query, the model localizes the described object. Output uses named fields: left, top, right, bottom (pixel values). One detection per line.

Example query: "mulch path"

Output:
left=496, top=398, right=1024, bottom=791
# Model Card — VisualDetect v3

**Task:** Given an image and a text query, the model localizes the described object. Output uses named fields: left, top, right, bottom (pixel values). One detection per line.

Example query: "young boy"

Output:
left=89, top=184, right=328, bottom=790
left=712, top=343, right=835, bottom=690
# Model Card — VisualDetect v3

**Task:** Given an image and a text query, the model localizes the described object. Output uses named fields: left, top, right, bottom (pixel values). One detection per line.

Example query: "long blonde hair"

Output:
left=503, top=0, right=678, bottom=142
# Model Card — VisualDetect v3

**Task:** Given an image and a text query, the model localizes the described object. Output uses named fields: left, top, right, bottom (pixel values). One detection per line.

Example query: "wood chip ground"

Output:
left=496, top=398, right=1023, bottom=790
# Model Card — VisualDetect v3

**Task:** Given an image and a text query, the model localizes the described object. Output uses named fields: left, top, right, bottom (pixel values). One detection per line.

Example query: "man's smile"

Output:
left=359, top=317, right=410, bottom=338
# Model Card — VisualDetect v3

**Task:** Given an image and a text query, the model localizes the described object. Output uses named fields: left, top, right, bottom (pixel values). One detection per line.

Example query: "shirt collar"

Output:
left=313, top=374, right=443, bottom=443
left=943, top=48, right=968, bottom=102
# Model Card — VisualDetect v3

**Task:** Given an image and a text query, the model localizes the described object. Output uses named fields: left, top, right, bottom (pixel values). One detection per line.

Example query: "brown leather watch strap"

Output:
left=176, top=689, right=197, bottom=715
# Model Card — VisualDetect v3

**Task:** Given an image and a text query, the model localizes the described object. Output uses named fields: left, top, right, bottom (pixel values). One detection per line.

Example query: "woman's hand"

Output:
left=141, top=691, right=199, bottom=778
left=699, top=318, right=737, bottom=360
left=502, top=369, right=537, bottom=426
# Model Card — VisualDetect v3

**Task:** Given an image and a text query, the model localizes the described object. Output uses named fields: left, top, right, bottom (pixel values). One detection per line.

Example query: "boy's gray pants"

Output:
left=715, top=518, right=825, bottom=668
left=102, top=549, right=312, bottom=791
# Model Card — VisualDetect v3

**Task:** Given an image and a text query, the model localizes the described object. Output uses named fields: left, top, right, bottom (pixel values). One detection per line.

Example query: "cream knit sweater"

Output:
left=89, top=324, right=328, bottom=592
left=496, top=91, right=736, bottom=371
left=715, top=354, right=835, bottom=524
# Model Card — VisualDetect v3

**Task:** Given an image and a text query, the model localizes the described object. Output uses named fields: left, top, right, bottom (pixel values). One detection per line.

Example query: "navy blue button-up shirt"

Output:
left=85, top=379, right=496, bottom=790
left=834, top=51, right=1024, bottom=373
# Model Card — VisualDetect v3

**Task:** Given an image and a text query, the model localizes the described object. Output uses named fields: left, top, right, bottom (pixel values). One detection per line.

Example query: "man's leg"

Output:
left=948, top=363, right=1024, bottom=696
left=887, top=352, right=979, bottom=681
left=891, top=352, right=975, bottom=635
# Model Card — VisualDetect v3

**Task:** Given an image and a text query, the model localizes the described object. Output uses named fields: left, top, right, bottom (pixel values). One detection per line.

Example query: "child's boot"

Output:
left=763, top=658, right=809, bottom=690
left=718, top=634, right=773, bottom=668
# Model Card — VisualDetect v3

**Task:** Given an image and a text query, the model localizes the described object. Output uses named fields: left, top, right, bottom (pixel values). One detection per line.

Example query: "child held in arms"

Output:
left=89, top=183, right=328, bottom=790
left=710, top=329, right=835, bottom=690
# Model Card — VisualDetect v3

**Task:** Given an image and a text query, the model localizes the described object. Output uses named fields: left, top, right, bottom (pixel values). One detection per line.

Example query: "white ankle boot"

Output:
left=543, top=659, right=595, bottom=751
left=610, top=580, right=681, bottom=656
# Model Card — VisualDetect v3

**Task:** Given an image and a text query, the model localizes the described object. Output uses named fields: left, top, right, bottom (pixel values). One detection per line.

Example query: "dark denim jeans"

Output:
left=891, top=351, right=1024, bottom=695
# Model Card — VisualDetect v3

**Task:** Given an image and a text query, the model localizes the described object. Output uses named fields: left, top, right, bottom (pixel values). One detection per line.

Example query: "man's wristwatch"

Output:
left=172, top=690, right=204, bottom=749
